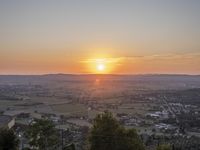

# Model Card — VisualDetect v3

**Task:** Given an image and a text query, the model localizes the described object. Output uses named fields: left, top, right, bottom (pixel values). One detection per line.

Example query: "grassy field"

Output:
left=50, top=103, right=88, bottom=117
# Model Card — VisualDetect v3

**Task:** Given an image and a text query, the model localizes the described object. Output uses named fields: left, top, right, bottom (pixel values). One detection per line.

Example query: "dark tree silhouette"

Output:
left=25, top=119, right=59, bottom=150
left=89, top=111, right=145, bottom=150
left=156, top=144, right=172, bottom=150
left=0, top=128, right=19, bottom=150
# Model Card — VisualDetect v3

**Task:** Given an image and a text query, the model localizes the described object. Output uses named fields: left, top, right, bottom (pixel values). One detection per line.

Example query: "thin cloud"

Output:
left=80, top=52, right=200, bottom=65
left=80, top=57, right=124, bottom=64
left=123, top=52, right=200, bottom=60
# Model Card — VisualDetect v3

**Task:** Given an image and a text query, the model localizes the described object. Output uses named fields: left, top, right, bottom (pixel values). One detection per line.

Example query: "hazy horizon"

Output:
left=0, top=73, right=200, bottom=76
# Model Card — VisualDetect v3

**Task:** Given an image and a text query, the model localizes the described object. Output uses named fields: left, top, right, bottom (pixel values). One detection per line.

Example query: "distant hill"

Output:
left=0, top=74, right=200, bottom=82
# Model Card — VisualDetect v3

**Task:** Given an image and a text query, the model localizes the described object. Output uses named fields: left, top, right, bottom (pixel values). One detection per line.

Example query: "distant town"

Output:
left=0, top=74, right=200, bottom=149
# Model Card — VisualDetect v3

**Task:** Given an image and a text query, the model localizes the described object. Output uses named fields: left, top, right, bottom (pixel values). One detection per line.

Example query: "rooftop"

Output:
left=0, top=115, right=13, bottom=126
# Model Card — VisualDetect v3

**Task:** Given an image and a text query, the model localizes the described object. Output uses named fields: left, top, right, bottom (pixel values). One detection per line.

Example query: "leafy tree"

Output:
left=63, top=143, right=75, bottom=150
left=0, top=128, right=19, bottom=150
left=22, top=148, right=31, bottom=150
left=89, top=111, right=145, bottom=150
left=25, top=119, right=59, bottom=150
left=156, top=144, right=172, bottom=150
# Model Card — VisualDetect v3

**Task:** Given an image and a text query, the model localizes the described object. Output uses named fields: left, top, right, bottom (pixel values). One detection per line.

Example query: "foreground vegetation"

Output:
left=0, top=112, right=189, bottom=150
left=0, top=128, right=19, bottom=150
left=89, top=111, right=145, bottom=150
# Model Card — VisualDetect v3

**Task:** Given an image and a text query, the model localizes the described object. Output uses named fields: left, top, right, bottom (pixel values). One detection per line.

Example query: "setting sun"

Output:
left=97, top=64, right=105, bottom=72
left=94, top=59, right=107, bottom=74
left=82, top=57, right=121, bottom=74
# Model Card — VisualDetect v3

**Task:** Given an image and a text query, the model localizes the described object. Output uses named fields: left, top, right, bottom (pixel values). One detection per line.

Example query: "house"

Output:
left=0, top=115, right=15, bottom=129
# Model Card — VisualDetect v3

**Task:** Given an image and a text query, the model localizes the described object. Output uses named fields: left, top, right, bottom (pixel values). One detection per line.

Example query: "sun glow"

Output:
left=83, top=58, right=110, bottom=74
left=97, top=64, right=105, bottom=71
left=82, top=56, right=123, bottom=74
left=94, top=59, right=107, bottom=73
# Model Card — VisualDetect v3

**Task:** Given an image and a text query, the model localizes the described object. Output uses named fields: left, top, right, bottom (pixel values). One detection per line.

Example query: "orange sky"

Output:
left=1, top=49, right=200, bottom=75
left=0, top=1, right=200, bottom=75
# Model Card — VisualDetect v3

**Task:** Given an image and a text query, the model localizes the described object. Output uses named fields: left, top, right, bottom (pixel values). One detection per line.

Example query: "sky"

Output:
left=0, top=0, right=200, bottom=75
